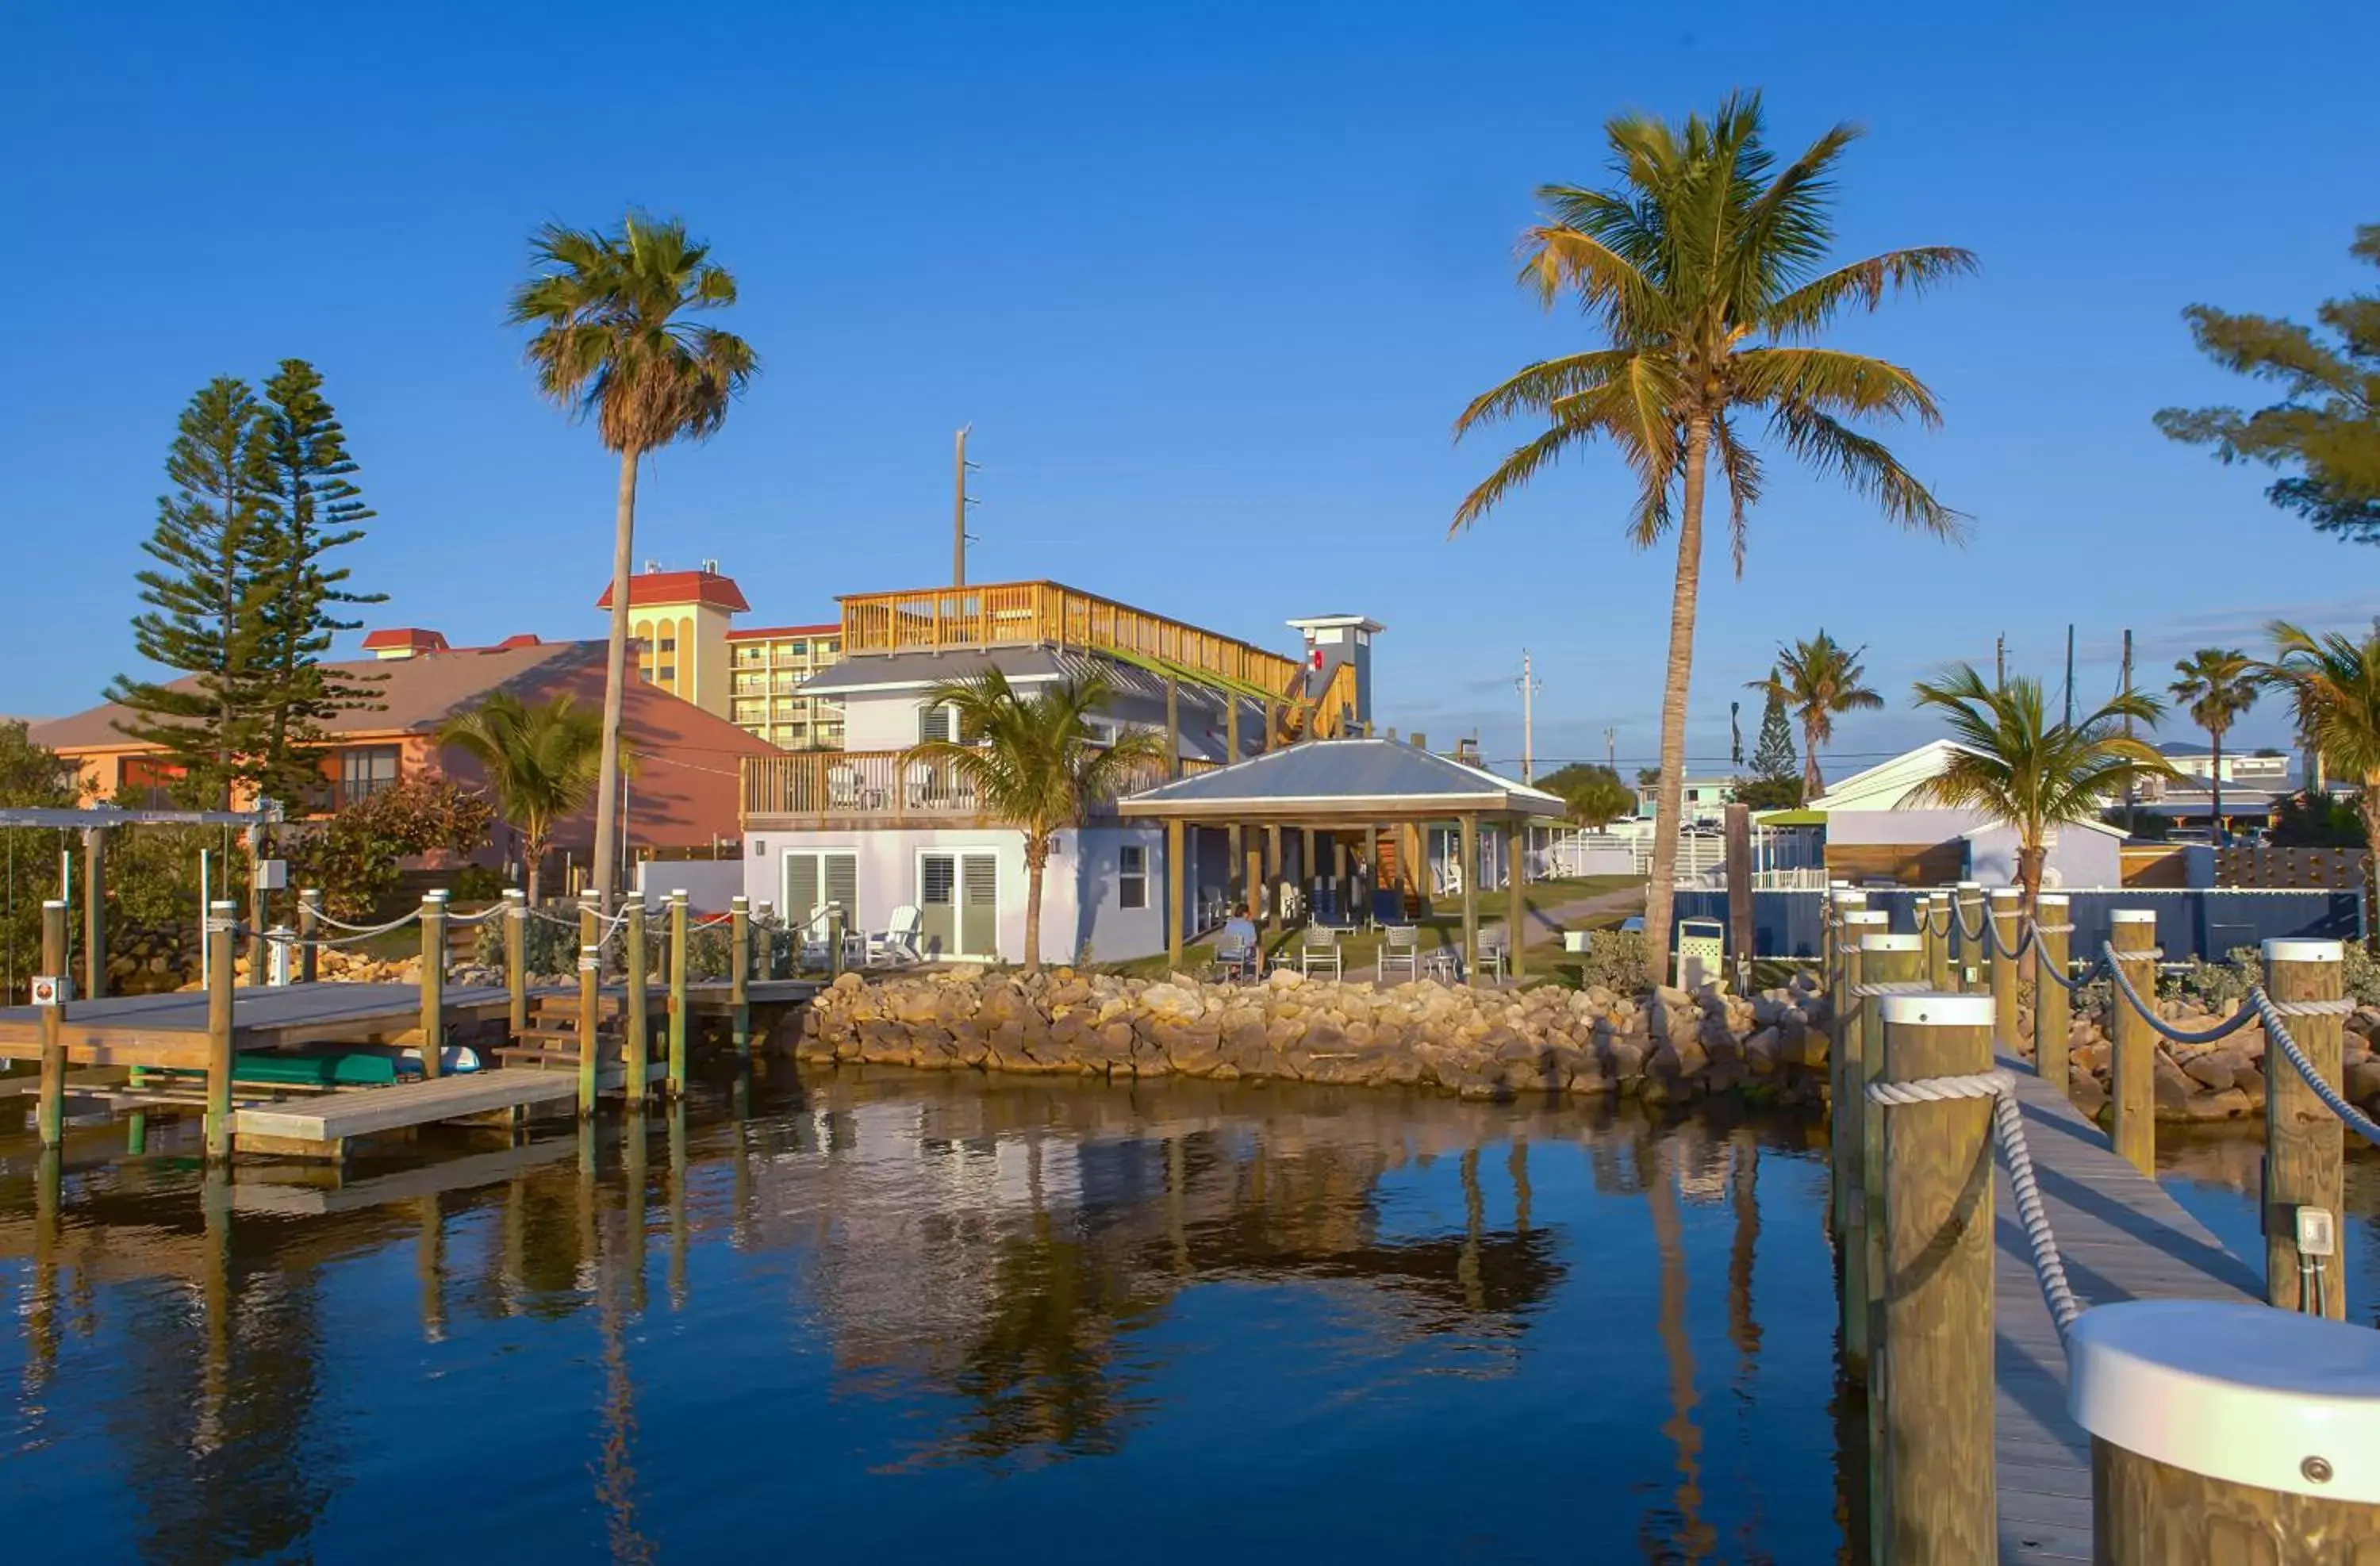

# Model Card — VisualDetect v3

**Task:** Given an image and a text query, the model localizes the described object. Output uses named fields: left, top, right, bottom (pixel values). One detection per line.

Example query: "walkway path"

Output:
left=1988, top=1054, right=2259, bottom=1564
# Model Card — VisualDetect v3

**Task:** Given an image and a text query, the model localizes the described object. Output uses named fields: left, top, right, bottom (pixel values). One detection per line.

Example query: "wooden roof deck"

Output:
left=1988, top=1054, right=2259, bottom=1564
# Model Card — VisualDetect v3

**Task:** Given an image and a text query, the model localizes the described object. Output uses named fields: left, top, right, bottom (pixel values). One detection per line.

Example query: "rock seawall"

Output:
left=798, top=967, right=1836, bottom=1106
left=2019, top=995, right=2380, bottom=1124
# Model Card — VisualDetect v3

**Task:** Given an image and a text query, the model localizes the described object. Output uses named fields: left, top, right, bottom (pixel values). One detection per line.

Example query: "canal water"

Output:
left=0, top=1072, right=1858, bottom=1562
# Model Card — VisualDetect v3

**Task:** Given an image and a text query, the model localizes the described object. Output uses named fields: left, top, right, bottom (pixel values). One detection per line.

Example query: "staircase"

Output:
left=494, top=992, right=632, bottom=1074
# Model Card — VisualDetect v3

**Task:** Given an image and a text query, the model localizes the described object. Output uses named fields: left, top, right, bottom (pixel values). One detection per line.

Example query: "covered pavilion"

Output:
left=1117, top=737, right=1568, bottom=979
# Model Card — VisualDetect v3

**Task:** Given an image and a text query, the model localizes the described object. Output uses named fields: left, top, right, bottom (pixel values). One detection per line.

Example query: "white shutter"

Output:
left=824, top=853, right=858, bottom=927
left=919, top=703, right=953, bottom=744
left=785, top=854, right=820, bottom=926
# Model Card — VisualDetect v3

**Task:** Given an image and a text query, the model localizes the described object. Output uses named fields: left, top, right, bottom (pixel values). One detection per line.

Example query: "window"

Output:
left=1119, top=844, right=1147, bottom=910
left=919, top=702, right=954, bottom=744
left=339, top=746, right=400, bottom=807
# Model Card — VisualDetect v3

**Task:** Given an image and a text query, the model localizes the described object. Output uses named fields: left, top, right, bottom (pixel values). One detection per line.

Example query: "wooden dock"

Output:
left=1989, top=1054, right=2259, bottom=1564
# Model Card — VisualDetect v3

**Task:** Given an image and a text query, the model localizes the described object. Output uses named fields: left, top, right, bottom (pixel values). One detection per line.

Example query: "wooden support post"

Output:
left=205, top=899, right=236, bottom=1161
left=81, top=827, right=105, bottom=1001
left=2034, top=893, right=2071, bottom=1095
left=2109, top=909, right=2158, bottom=1176
left=247, top=826, right=268, bottom=982
left=298, top=888, right=322, bottom=984
left=503, top=889, right=527, bottom=1038
left=1848, top=926, right=1917, bottom=1385
left=624, top=895, right=649, bottom=1105
left=416, top=892, right=446, bottom=1080
left=1299, top=827, right=1316, bottom=914
left=827, top=900, right=844, bottom=979
left=1953, top=882, right=1985, bottom=992
left=577, top=896, right=601, bottom=1115
left=667, top=890, right=689, bottom=1097
left=1828, top=892, right=1870, bottom=1099
left=1165, top=677, right=1181, bottom=781
left=1924, top=893, right=1954, bottom=992
left=1875, top=991, right=1997, bottom=1560
left=1458, top=813, right=1480, bottom=984
left=2262, top=938, right=2346, bottom=1318
left=1244, top=838, right=1263, bottom=936
left=1830, top=907, right=1884, bottom=1243
left=1332, top=835, right=1349, bottom=924
left=1165, top=818, right=1185, bottom=973
left=36, top=900, right=67, bottom=1149
left=1263, top=699, right=1278, bottom=751
left=1987, top=888, right=2021, bottom=1060
left=1503, top=820, right=1524, bottom=980
left=730, top=895, right=751, bottom=1057
left=1265, top=823, right=1283, bottom=927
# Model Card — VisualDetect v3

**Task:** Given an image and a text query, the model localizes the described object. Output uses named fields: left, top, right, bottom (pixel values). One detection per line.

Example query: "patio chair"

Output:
left=1297, top=923, right=1342, bottom=980
left=1369, top=888, right=1406, bottom=928
left=1476, top=931, right=1508, bottom=984
left=1309, top=885, right=1341, bottom=927
left=1215, top=933, right=1258, bottom=982
left=868, top=904, right=925, bottom=966
left=798, top=908, right=843, bottom=970
left=1379, top=924, right=1421, bottom=984
left=827, top=765, right=862, bottom=812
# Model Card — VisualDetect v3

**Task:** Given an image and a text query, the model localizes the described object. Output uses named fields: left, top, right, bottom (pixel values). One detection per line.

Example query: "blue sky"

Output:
left=4, top=1, right=2374, bottom=777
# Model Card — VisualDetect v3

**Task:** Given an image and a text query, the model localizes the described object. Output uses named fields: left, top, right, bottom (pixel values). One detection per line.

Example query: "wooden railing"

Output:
left=743, top=749, right=1219, bottom=823
left=839, top=581, right=1308, bottom=700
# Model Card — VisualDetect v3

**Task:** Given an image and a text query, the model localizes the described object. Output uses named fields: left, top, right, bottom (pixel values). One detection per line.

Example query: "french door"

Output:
left=919, top=851, right=999, bottom=958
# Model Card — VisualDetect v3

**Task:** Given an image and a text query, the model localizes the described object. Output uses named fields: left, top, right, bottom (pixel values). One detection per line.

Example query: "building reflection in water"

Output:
left=0, top=1068, right=1842, bottom=1562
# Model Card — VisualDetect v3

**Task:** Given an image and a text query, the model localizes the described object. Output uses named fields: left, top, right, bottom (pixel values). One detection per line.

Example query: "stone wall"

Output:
left=797, top=967, right=1836, bottom=1107
left=2017, top=995, right=2380, bottom=1124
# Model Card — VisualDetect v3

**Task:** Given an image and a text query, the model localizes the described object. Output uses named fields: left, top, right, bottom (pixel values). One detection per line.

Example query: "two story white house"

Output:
left=736, top=581, right=1377, bottom=964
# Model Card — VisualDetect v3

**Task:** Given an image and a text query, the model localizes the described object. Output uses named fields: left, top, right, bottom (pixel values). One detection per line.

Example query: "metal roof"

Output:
left=798, top=645, right=1223, bottom=708
left=0, top=807, right=271, bottom=828
left=1120, top=738, right=1567, bottom=821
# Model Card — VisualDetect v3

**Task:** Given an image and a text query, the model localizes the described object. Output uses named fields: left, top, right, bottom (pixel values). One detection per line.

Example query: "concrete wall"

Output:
left=633, top=858, right=745, bottom=913
left=1964, top=822, right=2123, bottom=889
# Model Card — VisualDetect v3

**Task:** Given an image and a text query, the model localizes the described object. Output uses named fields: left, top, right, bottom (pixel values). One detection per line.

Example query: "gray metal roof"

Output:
left=798, top=645, right=1217, bottom=705
left=1120, top=738, right=1567, bottom=820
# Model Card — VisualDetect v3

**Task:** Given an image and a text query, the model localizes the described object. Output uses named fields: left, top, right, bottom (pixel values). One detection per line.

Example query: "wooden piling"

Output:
left=36, top=900, right=67, bottom=1148
left=1458, top=813, right=1480, bottom=982
left=204, top=899, right=236, bottom=1161
left=667, top=890, right=689, bottom=1097
left=1850, top=930, right=1921, bottom=1386
left=577, top=895, right=601, bottom=1115
left=503, top=889, right=527, bottom=1038
left=80, top=828, right=105, bottom=1001
left=730, top=896, right=751, bottom=1057
left=1875, top=990, right=1997, bottom=1561
left=2261, top=938, right=2346, bottom=1318
left=417, top=892, right=445, bottom=1080
left=298, top=888, right=322, bottom=984
left=1953, top=882, right=1985, bottom=992
left=1503, top=820, right=1524, bottom=979
left=624, top=894, right=649, bottom=1106
left=1165, top=818, right=1185, bottom=973
left=1831, top=908, right=1886, bottom=1245
left=1987, top=888, right=2021, bottom=1060
left=2109, top=909, right=2159, bottom=1176
left=2034, top=894, right=2071, bottom=1096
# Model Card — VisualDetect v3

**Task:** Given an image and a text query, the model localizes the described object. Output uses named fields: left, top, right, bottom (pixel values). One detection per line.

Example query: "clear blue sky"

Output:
left=5, top=1, right=2374, bottom=777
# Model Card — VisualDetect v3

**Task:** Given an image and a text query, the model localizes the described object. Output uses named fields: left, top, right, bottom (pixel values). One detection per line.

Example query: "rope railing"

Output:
left=2253, top=990, right=2380, bottom=1148
left=305, top=907, right=422, bottom=938
left=1867, top=1067, right=2083, bottom=1338
left=2098, top=944, right=2262, bottom=1046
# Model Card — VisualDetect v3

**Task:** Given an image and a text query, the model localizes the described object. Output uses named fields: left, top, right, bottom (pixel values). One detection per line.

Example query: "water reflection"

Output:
left=2156, top=1129, right=2380, bottom=1327
left=1, top=1071, right=1848, bottom=1563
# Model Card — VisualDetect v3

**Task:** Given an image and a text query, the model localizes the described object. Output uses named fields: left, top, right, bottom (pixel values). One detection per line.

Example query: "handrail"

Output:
left=742, top=747, right=1219, bottom=819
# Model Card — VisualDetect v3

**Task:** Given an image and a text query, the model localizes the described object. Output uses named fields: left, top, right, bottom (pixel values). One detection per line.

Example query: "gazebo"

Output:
left=1118, top=737, right=1568, bottom=978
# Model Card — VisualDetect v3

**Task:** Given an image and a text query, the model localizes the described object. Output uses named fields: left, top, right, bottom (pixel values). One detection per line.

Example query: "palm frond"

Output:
left=1771, top=401, right=1967, bottom=540
left=1764, top=248, right=1980, bottom=339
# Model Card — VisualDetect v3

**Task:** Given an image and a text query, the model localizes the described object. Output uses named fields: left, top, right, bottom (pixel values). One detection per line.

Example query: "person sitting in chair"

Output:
left=1219, top=903, right=1260, bottom=976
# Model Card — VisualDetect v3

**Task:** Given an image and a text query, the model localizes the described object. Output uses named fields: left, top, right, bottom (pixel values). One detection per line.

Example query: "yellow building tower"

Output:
left=593, top=561, right=750, bottom=718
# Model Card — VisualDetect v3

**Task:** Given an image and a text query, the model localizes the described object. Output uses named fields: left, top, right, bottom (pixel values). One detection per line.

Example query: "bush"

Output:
left=450, top=864, right=507, bottom=902
left=2164, top=942, right=2380, bottom=1010
left=1566, top=928, right=1649, bottom=994
left=282, top=777, right=494, bottom=915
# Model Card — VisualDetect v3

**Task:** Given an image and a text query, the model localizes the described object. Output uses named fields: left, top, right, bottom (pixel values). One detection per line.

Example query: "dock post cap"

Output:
left=2069, top=1299, right=2380, bottom=1504
left=1955, top=881, right=1983, bottom=892
left=1987, top=887, right=2021, bottom=904
left=2036, top=892, right=2069, bottom=906
left=2109, top=909, right=2157, bottom=924
left=502, top=888, right=525, bottom=901
left=426, top=889, right=450, bottom=902
left=1878, top=992, right=1994, bottom=1027
left=1843, top=909, right=1890, bottom=927
left=40, top=898, right=65, bottom=909
left=1859, top=933, right=1924, bottom=953
left=2263, top=938, right=2344, bottom=963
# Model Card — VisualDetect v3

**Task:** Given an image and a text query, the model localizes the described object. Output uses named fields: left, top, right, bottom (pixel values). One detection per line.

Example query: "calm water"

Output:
left=2157, top=1132, right=2380, bottom=1327
left=2, top=1072, right=1856, bottom=1563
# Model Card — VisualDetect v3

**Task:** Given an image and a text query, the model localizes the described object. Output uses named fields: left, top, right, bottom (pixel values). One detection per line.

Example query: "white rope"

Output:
left=2252, top=990, right=2380, bottom=1147
left=1865, top=1066, right=2081, bottom=1337
left=444, top=904, right=509, bottom=927
left=305, top=908, right=420, bottom=937
left=1850, top=981, right=1930, bottom=997
left=2101, top=945, right=2261, bottom=1045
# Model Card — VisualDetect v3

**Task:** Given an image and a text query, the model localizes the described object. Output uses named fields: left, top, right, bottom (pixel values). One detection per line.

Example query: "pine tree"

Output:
left=1750, top=679, right=1798, bottom=783
left=106, top=378, right=277, bottom=806
left=254, top=359, right=383, bottom=805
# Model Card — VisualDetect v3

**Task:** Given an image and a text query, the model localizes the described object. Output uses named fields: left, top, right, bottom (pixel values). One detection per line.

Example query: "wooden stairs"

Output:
left=493, top=992, right=635, bottom=1073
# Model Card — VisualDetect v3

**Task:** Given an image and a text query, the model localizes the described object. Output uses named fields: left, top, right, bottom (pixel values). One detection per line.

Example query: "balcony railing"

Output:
left=838, top=581, right=1311, bottom=703
left=743, top=749, right=1219, bottom=823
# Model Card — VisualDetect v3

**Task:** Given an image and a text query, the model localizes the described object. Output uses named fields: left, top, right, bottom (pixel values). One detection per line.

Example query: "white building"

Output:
left=1810, top=740, right=2126, bottom=888
left=737, top=581, right=1373, bottom=964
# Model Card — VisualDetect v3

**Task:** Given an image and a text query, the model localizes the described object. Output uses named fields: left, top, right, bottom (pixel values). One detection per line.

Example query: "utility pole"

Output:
left=2121, top=628, right=2136, bottom=817
left=1514, top=650, right=1541, bottom=782
left=953, top=424, right=978, bottom=586
left=1604, top=726, right=1617, bottom=773
left=2063, top=624, right=2076, bottom=728
left=1994, top=632, right=2006, bottom=686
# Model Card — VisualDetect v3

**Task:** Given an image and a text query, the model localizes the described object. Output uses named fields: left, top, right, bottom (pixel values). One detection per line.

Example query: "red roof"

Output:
left=494, top=633, right=542, bottom=650
left=361, top=628, right=450, bottom=653
left=593, top=570, right=751, bottom=613
left=726, top=622, right=841, bottom=640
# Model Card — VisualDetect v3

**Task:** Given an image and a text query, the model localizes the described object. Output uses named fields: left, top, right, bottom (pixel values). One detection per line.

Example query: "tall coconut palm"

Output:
left=1745, top=631, right=1883, bottom=797
left=904, top=670, right=1165, bottom=975
left=436, top=691, right=605, bottom=905
left=1905, top=668, right=2173, bottom=912
left=1450, top=93, right=1973, bottom=975
left=2168, top=647, right=2259, bottom=846
left=509, top=213, right=758, bottom=905
left=2258, top=622, right=2380, bottom=869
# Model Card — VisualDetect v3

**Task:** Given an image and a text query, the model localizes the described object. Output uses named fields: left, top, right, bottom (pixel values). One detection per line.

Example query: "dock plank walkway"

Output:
left=1989, top=1053, right=2259, bottom=1565
left=232, top=1067, right=585, bottom=1143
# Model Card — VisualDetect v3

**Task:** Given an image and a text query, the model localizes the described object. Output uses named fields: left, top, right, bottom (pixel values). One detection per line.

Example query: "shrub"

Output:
left=283, top=776, right=495, bottom=915
left=1568, top=928, right=1649, bottom=994
left=450, top=864, right=508, bottom=902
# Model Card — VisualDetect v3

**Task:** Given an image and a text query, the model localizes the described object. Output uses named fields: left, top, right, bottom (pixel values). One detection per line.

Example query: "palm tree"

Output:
left=1745, top=631, right=1883, bottom=797
left=2168, top=647, right=2259, bottom=846
left=2258, top=623, right=2380, bottom=869
left=437, top=691, right=605, bottom=905
left=509, top=213, right=758, bottom=905
left=1449, top=93, right=1973, bottom=974
left=1905, top=667, right=2172, bottom=912
left=1560, top=768, right=1637, bottom=828
left=904, top=670, right=1165, bottom=975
